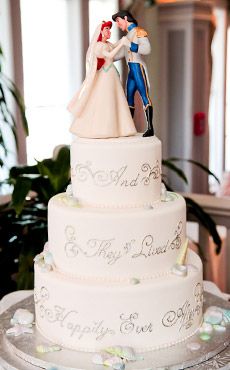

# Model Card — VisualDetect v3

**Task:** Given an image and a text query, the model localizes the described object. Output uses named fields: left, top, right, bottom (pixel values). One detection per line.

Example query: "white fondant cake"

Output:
left=34, top=135, right=203, bottom=353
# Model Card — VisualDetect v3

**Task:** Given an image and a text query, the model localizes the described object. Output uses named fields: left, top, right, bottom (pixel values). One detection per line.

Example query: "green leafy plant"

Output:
left=9, top=146, right=70, bottom=214
left=0, top=146, right=70, bottom=297
left=163, top=157, right=221, bottom=254
left=0, top=199, right=47, bottom=296
left=0, top=44, right=29, bottom=167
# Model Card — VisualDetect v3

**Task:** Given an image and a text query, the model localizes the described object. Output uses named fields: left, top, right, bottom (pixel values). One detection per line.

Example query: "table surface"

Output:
left=0, top=283, right=230, bottom=370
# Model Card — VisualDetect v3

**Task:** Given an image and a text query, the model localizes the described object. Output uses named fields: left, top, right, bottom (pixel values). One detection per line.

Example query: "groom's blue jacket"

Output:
left=115, top=23, right=152, bottom=110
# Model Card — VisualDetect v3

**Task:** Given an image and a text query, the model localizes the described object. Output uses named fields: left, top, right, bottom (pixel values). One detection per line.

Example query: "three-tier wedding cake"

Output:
left=34, top=134, right=203, bottom=352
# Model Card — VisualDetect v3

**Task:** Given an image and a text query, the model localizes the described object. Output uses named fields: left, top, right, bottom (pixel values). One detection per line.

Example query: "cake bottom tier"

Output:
left=34, top=250, right=203, bottom=352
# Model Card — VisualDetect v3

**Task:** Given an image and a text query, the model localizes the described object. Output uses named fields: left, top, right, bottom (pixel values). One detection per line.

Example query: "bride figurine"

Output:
left=68, top=21, right=137, bottom=139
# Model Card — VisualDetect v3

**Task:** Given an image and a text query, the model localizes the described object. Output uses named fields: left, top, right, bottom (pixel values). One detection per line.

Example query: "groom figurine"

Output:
left=112, top=10, right=154, bottom=137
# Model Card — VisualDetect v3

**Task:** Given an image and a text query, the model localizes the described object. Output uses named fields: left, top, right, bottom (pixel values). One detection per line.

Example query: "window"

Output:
left=88, top=0, right=120, bottom=73
left=209, top=6, right=228, bottom=190
left=20, top=0, right=119, bottom=165
left=89, top=0, right=118, bottom=41
left=20, top=0, right=74, bottom=164
left=226, top=24, right=230, bottom=171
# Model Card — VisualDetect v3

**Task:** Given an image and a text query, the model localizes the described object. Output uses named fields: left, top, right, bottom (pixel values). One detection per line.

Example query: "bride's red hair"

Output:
left=97, top=21, right=112, bottom=70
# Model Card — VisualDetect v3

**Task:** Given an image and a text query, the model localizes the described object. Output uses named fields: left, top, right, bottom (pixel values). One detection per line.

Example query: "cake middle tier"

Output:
left=48, top=192, right=186, bottom=280
left=71, top=135, right=162, bottom=207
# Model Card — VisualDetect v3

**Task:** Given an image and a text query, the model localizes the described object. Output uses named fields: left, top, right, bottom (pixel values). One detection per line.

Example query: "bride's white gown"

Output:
left=68, top=42, right=137, bottom=139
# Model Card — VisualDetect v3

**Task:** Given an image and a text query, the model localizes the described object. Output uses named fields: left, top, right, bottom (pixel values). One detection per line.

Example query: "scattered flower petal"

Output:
left=36, top=344, right=61, bottom=353
left=104, top=356, right=123, bottom=366
left=66, top=184, right=73, bottom=197
left=213, top=324, right=226, bottom=332
left=222, top=308, right=230, bottom=323
left=93, top=345, right=143, bottom=368
left=160, top=183, right=167, bottom=201
left=187, top=342, right=201, bottom=351
left=199, top=332, right=211, bottom=341
left=6, top=324, right=33, bottom=336
left=113, top=363, right=125, bottom=370
left=129, top=278, right=140, bottom=285
left=204, top=306, right=223, bottom=325
left=199, top=322, right=213, bottom=334
left=10, top=308, right=34, bottom=326
left=105, top=346, right=140, bottom=361
left=119, top=346, right=136, bottom=361
left=92, top=353, right=104, bottom=365
left=171, top=263, right=187, bottom=277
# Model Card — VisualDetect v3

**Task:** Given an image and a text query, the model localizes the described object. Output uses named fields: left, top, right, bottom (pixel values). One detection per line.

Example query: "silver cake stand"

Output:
left=0, top=292, right=230, bottom=370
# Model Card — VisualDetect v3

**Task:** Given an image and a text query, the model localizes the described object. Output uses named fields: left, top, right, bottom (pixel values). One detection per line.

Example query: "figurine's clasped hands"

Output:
left=121, top=36, right=131, bottom=47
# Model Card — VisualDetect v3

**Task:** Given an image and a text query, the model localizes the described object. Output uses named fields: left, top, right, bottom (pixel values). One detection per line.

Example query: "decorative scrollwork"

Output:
left=74, top=162, right=127, bottom=187
left=120, top=313, right=139, bottom=334
left=194, top=283, right=203, bottom=304
left=74, top=161, right=160, bottom=188
left=170, top=221, right=183, bottom=250
left=141, top=161, right=161, bottom=185
left=64, top=225, right=84, bottom=258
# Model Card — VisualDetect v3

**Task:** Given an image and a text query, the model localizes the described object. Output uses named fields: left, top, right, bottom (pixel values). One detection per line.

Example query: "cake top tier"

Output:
left=71, top=135, right=162, bottom=208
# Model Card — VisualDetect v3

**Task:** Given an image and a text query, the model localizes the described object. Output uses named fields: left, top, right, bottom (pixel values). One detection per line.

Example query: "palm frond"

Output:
left=2, top=74, right=29, bottom=136
left=0, top=44, right=29, bottom=167
left=162, top=159, right=188, bottom=184
left=167, top=157, right=220, bottom=184
left=185, top=196, right=222, bottom=254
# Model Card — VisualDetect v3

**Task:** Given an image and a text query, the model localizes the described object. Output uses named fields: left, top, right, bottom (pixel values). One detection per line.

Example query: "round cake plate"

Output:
left=0, top=292, right=230, bottom=370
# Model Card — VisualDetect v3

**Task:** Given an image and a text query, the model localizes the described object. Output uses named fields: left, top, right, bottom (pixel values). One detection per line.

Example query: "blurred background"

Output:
left=0, top=0, right=230, bottom=297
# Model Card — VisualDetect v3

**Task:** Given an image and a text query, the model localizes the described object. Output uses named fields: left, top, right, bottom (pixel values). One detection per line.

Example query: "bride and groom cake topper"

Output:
left=68, top=10, right=154, bottom=139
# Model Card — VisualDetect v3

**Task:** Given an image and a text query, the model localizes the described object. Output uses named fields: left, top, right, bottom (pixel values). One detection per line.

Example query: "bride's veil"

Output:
left=68, top=23, right=102, bottom=117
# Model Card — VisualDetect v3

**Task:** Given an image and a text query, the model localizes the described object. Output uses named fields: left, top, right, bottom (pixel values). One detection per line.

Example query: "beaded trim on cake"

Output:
left=35, top=322, right=203, bottom=353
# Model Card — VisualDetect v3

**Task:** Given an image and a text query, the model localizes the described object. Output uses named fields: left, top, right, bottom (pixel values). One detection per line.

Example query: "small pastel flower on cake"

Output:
left=66, top=184, right=73, bottom=197
left=129, top=277, right=140, bottom=285
left=160, top=183, right=167, bottom=201
left=34, top=246, right=55, bottom=272
left=171, top=239, right=189, bottom=277
left=59, top=188, right=80, bottom=207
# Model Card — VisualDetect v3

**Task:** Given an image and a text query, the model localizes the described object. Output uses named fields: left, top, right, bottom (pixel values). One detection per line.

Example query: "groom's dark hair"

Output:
left=112, top=10, right=138, bottom=25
